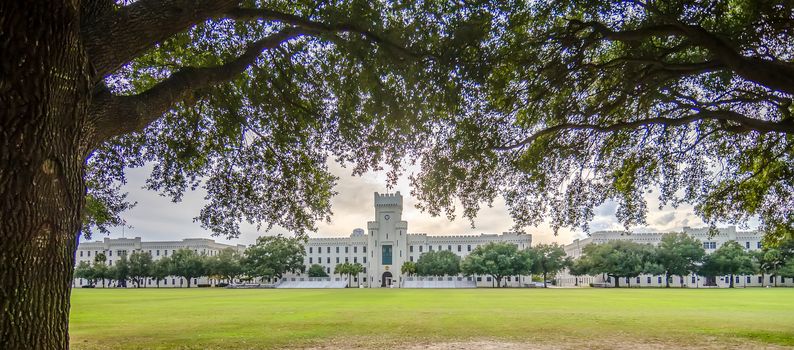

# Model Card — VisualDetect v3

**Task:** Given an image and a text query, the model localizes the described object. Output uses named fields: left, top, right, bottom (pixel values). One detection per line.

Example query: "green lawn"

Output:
left=70, top=288, right=794, bottom=349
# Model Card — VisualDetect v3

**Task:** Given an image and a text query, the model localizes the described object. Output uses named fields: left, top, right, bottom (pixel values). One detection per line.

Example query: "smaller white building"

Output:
left=73, top=237, right=245, bottom=288
left=558, top=227, right=789, bottom=288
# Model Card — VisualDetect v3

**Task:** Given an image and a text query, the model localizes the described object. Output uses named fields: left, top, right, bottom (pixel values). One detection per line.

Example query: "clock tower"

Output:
left=367, top=192, right=408, bottom=287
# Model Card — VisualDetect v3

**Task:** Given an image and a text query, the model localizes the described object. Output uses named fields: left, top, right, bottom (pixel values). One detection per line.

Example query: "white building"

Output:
left=289, top=192, right=532, bottom=288
left=73, top=237, right=245, bottom=288
left=557, top=226, right=789, bottom=288
left=74, top=191, right=532, bottom=288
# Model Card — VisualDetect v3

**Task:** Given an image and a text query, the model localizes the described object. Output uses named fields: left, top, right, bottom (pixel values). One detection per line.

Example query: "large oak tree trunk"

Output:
left=1, top=1, right=91, bottom=349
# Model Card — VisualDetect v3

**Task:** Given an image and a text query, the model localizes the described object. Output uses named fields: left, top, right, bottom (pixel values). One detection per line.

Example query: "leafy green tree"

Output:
left=699, top=241, right=754, bottom=288
left=112, top=254, right=131, bottom=288
left=150, top=257, right=171, bottom=288
left=169, top=249, right=207, bottom=288
left=461, top=242, right=529, bottom=288
left=306, top=264, right=328, bottom=278
left=529, top=244, right=571, bottom=288
left=401, top=261, right=417, bottom=277
left=348, top=263, right=365, bottom=286
left=408, top=0, right=794, bottom=248
left=655, top=233, right=706, bottom=288
left=243, top=235, right=305, bottom=282
left=416, top=250, right=462, bottom=277
left=128, top=251, right=154, bottom=288
left=1, top=0, right=479, bottom=343
left=577, top=241, right=651, bottom=288
left=74, top=262, right=95, bottom=287
left=334, top=262, right=365, bottom=287
left=207, top=248, right=243, bottom=284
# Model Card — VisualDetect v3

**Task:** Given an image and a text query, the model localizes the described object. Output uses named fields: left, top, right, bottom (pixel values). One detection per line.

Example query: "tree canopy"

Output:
left=699, top=241, right=754, bottom=288
left=169, top=249, right=207, bottom=287
left=307, top=264, right=328, bottom=278
left=529, top=244, right=571, bottom=287
left=242, top=235, right=306, bottom=280
left=461, top=242, right=530, bottom=287
left=415, top=250, right=462, bottom=277
left=575, top=240, right=655, bottom=287
left=654, top=233, right=706, bottom=287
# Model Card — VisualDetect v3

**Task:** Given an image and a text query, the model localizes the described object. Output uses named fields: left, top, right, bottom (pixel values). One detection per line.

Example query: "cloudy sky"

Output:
left=101, top=160, right=732, bottom=247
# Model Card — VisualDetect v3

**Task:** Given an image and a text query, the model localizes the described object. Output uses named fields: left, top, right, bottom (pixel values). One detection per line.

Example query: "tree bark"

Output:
left=665, top=272, right=670, bottom=288
left=729, top=274, right=734, bottom=288
left=0, top=1, right=91, bottom=349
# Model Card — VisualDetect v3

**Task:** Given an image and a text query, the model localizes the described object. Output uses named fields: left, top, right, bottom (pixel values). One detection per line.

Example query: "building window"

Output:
left=309, top=257, right=313, bottom=264
left=345, top=257, right=349, bottom=263
left=88, top=251, right=92, bottom=257
left=745, top=241, right=750, bottom=249
left=757, top=241, right=762, bottom=248
left=363, top=246, right=367, bottom=253
left=758, top=276, right=763, bottom=283
left=345, top=247, right=348, bottom=253
left=438, top=245, right=442, bottom=251
left=109, top=260, right=113, bottom=266
left=382, top=245, right=393, bottom=265
left=156, top=250, right=160, bottom=256
left=363, top=257, right=367, bottom=263
left=336, top=257, right=340, bottom=263
left=658, top=276, right=662, bottom=284
left=691, top=276, right=696, bottom=284
left=647, top=276, right=651, bottom=284
left=410, top=245, right=414, bottom=253
left=636, top=277, right=640, bottom=283
left=448, top=245, right=451, bottom=251
left=467, top=245, right=471, bottom=252
left=326, top=267, right=330, bottom=273
left=109, top=250, right=113, bottom=257
left=80, top=251, right=83, bottom=257
left=354, top=246, right=358, bottom=253
left=457, top=245, right=461, bottom=252
left=746, top=276, right=751, bottom=283
left=327, top=257, right=330, bottom=264
left=419, top=246, right=423, bottom=252
left=354, top=257, right=357, bottom=263
left=410, top=256, right=414, bottom=262
left=703, top=242, right=716, bottom=249
left=336, top=247, right=339, bottom=253
left=309, top=247, right=313, bottom=253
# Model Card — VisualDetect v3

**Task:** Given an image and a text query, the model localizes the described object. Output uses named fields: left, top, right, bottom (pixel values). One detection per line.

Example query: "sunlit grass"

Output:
left=70, top=288, right=794, bottom=349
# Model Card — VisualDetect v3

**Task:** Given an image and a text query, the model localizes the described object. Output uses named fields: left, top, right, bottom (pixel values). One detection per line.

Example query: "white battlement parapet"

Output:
left=374, top=191, right=403, bottom=207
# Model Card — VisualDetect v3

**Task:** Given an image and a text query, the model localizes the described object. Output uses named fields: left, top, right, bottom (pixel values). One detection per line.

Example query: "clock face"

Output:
left=384, top=214, right=390, bottom=221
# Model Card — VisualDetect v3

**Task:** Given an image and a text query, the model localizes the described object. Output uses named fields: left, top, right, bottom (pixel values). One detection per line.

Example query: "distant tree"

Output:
left=577, top=241, right=650, bottom=288
left=416, top=250, right=461, bottom=277
left=780, top=260, right=794, bottom=279
left=529, top=244, right=571, bottom=288
left=169, top=249, right=206, bottom=288
left=567, top=258, right=592, bottom=287
left=150, top=257, right=171, bottom=288
left=92, top=252, right=109, bottom=288
left=128, top=251, right=154, bottom=288
left=112, top=254, right=130, bottom=288
left=207, top=248, right=243, bottom=284
left=401, top=261, right=417, bottom=277
left=73, top=262, right=95, bottom=287
left=699, top=241, right=754, bottom=288
left=335, top=262, right=364, bottom=287
left=348, top=263, right=365, bottom=287
left=461, top=242, right=528, bottom=288
left=243, top=235, right=306, bottom=282
left=307, top=264, right=329, bottom=278
left=655, top=233, right=706, bottom=288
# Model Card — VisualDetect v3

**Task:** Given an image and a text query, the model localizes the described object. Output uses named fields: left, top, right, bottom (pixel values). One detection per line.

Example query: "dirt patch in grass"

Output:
left=305, top=337, right=790, bottom=350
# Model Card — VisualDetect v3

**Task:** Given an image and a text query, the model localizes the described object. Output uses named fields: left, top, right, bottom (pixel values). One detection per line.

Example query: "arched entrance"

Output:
left=381, top=271, right=393, bottom=287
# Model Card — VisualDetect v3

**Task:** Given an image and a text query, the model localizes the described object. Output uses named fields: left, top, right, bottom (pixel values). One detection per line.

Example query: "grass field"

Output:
left=69, top=288, right=794, bottom=349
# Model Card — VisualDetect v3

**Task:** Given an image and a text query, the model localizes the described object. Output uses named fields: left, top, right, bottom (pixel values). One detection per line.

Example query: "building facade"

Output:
left=557, top=226, right=789, bottom=288
left=294, top=192, right=533, bottom=288
left=73, top=237, right=245, bottom=288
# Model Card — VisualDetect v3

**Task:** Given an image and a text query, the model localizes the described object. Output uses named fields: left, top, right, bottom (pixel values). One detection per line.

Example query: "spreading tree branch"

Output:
left=90, top=28, right=303, bottom=144
left=493, top=111, right=794, bottom=151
